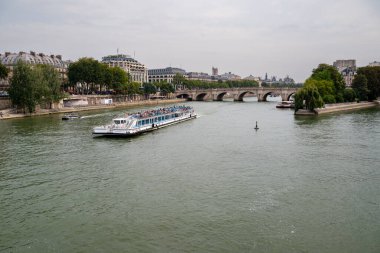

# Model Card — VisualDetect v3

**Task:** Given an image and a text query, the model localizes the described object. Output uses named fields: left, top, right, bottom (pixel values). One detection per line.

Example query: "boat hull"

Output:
left=92, top=114, right=197, bottom=137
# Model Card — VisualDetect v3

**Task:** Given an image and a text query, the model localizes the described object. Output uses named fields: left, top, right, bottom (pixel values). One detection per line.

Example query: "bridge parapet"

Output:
left=174, top=87, right=298, bottom=102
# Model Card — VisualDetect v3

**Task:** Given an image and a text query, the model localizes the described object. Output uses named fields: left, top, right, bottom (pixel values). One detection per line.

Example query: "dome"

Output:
left=1, top=51, right=67, bottom=69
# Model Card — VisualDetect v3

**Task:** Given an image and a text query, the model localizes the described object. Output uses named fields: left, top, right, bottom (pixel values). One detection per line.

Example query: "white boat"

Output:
left=62, top=113, right=81, bottom=120
left=276, top=101, right=295, bottom=108
left=92, top=105, right=197, bottom=137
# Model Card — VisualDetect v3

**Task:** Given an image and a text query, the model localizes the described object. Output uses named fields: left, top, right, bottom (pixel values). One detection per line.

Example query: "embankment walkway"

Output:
left=295, top=101, right=379, bottom=116
left=0, top=99, right=186, bottom=120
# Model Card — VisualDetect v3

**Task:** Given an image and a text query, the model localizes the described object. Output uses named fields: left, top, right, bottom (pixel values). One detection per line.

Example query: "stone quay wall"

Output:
left=295, top=101, right=379, bottom=116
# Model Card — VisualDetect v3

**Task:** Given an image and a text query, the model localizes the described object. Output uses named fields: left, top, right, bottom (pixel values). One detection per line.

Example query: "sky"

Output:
left=0, top=0, right=379, bottom=82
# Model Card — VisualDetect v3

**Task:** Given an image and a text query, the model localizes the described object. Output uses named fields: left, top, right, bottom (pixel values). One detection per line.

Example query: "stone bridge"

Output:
left=175, top=87, right=298, bottom=102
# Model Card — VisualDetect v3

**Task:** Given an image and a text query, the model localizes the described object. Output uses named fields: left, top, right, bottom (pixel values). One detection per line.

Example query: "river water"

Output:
left=1, top=99, right=379, bottom=253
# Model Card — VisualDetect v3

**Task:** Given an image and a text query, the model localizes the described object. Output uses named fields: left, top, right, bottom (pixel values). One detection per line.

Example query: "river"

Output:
left=1, top=98, right=379, bottom=252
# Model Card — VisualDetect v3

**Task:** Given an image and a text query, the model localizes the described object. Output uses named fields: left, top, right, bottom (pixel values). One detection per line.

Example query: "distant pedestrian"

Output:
left=0, top=111, right=3, bottom=118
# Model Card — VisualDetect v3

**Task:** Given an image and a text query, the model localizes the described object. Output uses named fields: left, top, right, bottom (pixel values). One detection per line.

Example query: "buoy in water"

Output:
left=254, top=121, right=259, bottom=130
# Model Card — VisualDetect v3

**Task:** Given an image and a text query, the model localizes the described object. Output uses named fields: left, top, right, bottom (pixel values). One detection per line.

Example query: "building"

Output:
left=212, top=67, right=218, bottom=76
left=101, top=54, right=147, bottom=84
left=368, top=61, right=380, bottom=67
left=333, top=59, right=356, bottom=87
left=187, top=72, right=212, bottom=82
left=244, top=75, right=262, bottom=87
left=214, top=72, right=241, bottom=81
left=148, top=67, right=187, bottom=83
left=0, top=51, right=68, bottom=90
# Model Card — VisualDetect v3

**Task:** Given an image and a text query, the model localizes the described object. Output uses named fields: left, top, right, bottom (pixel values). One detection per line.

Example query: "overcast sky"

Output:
left=1, top=0, right=379, bottom=82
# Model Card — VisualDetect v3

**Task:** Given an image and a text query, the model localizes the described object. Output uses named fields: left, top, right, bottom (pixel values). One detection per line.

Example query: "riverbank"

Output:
left=0, top=98, right=186, bottom=120
left=295, top=101, right=379, bottom=116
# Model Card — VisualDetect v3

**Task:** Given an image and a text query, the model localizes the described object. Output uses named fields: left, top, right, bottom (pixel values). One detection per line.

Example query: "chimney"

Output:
left=56, top=55, right=62, bottom=60
left=50, top=54, right=54, bottom=59
left=39, top=53, right=44, bottom=57
left=30, top=51, right=36, bottom=56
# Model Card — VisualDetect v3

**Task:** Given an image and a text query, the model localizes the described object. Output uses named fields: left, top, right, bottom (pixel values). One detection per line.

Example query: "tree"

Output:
left=126, top=82, right=142, bottom=95
left=35, top=64, right=64, bottom=103
left=343, top=88, right=356, bottom=102
left=304, top=78, right=335, bottom=103
left=8, top=61, right=38, bottom=113
left=0, top=63, right=9, bottom=80
left=172, top=73, right=185, bottom=89
left=311, top=64, right=345, bottom=101
left=351, top=74, right=369, bottom=101
left=67, top=58, right=104, bottom=94
left=143, top=82, right=157, bottom=95
left=294, top=83, right=324, bottom=112
left=356, top=66, right=380, bottom=100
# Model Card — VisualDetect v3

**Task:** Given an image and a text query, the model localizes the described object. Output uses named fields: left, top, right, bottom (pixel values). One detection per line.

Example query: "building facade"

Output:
left=333, top=59, right=356, bottom=87
left=148, top=67, right=187, bottom=83
left=187, top=72, right=212, bottom=82
left=101, top=54, right=148, bottom=84
left=212, top=67, right=218, bottom=76
left=0, top=51, right=68, bottom=90
left=368, top=61, right=380, bottom=67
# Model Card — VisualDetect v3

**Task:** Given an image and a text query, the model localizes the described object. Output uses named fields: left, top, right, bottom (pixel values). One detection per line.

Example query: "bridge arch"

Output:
left=286, top=92, right=296, bottom=101
left=195, top=93, right=208, bottom=101
left=215, top=92, right=228, bottom=101
left=262, top=92, right=280, bottom=102
left=235, top=91, right=255, bottom=101
left=176, top=93, right=192, bottom=100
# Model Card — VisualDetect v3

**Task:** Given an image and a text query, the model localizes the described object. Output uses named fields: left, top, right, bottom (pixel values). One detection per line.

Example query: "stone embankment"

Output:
left=295, top=101, right=379, bottom=116
left=0, top=98, right=186, bottom=120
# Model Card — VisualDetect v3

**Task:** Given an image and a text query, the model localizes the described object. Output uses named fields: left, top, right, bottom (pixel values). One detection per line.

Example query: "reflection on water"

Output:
left=0, top=101, right=379, bottom=252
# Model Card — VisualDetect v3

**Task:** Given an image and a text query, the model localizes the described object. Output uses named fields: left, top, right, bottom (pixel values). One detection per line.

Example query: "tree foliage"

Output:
left=304, top=78, right=335, bottom=101
left=311, top=64, right=345, bottom=98
left=343, top=88, right=356, bottom=102
left=351, top=74, right=369, bottom=101
left=35, top=64, right=64, bottom=103
left=356, top=66, right=380, bottom=100
left=68, top=58, right=129, bottom=94
left=8, top=61, right=65, bottom=113
left=143, top=82, right=157, bottom=94
left=294, top=83, right=324, bottom=112
left=8, top=61, right=37, bottom=113
left=0, top=63, right=9, bottom=80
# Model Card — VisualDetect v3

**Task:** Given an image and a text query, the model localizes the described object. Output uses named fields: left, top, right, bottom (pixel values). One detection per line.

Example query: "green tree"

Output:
left=172, top=73, right=185, bottom=89
left=67, top=58, right=105, bottom=94
left=343, top=88, right=356, bottom=102
left=304, top=78, right=335, bottom=102
left=0, top=63, right=9, bottom=80
left=143, top=82, right=157, bottom=95
left=311, top=64, right=345, bottom=101
left=35, top=64, right=64, bottom=103
left=356, top=66, right=380, bottom=100
left=8, top=61, right=38, bottom=113
left=294, top=84, right=324, bottom=112
left=351, top=74, right=369, bottom=101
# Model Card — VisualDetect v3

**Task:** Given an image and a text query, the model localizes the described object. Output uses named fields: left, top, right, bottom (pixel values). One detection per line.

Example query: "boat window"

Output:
left=145, top=119, right=149, bottom=124
left=114, top=120, right=120, bottom=124
left=155, top=117, right=158, bottom=122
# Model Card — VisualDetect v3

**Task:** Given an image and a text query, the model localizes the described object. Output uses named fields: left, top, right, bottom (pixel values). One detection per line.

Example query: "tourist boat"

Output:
left=92, top=105, right=197, bottom=137
left=62, top=113, right=81, bottom=120
left=276, top=101, right=295, bottom=108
